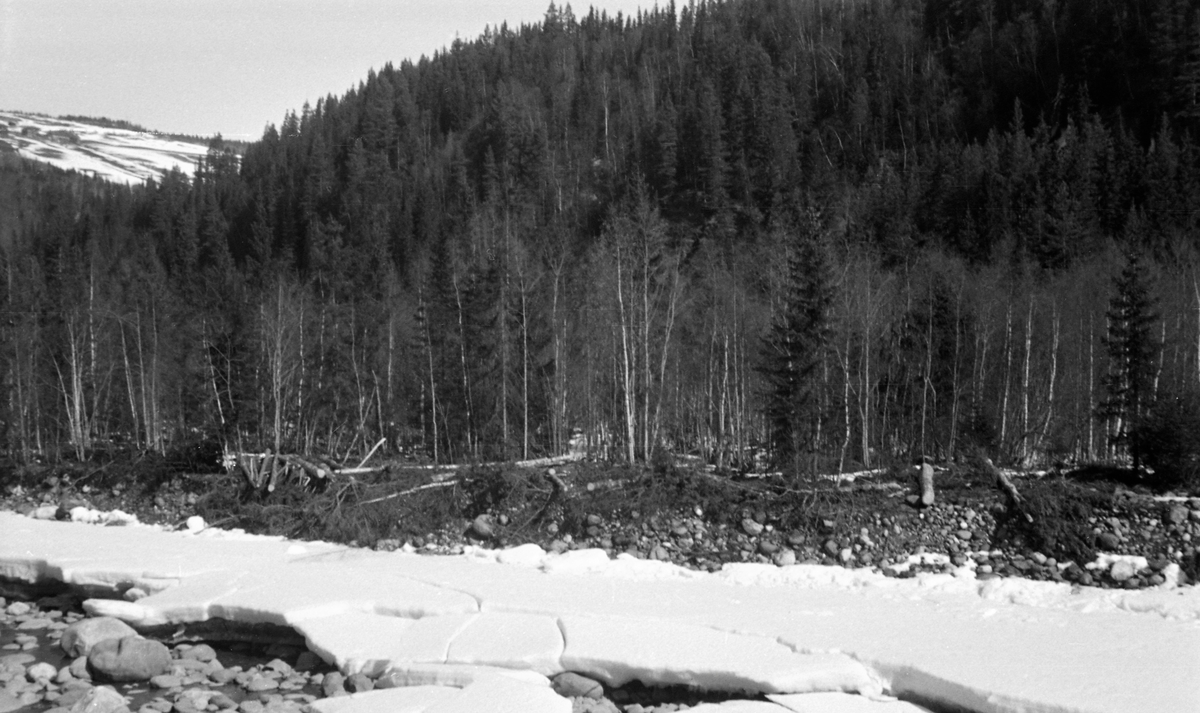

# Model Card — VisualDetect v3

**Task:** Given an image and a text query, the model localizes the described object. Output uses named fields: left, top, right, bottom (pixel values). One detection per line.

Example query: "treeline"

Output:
left=2, top=0, right=1200, bottom=471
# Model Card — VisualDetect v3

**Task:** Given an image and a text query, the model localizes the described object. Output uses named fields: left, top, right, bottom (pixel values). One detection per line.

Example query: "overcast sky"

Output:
left=1, top=0, right=653, bottom=140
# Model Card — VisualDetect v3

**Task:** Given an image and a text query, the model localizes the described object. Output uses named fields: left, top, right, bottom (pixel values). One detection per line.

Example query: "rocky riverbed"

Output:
left=4, top=461, right=1200, bottom=591
left=0, top=596, right=336, bottom=713
left=0, top=595, right=772, bottom=713
left=2, top=455, right=1199, bottom=713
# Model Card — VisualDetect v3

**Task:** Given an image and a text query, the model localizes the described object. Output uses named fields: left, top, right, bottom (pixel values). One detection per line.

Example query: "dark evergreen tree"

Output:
left=759, top=213, right=833, bottom=475
left=1099, top=253, right=1160, bottom=473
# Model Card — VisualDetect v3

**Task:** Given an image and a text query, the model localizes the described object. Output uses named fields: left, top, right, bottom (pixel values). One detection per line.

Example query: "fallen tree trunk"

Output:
left=985, top=456, right=1033, bottom=523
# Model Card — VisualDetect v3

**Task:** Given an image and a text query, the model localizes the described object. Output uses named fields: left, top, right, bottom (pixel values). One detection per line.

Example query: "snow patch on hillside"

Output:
left=0, top=111, right=211, bottom=185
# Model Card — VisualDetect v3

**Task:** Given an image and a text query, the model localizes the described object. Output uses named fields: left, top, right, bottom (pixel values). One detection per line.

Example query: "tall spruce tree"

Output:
left=1099, top=253, right=1160, bottom=472
left=760, top=213, right=833, bottom=475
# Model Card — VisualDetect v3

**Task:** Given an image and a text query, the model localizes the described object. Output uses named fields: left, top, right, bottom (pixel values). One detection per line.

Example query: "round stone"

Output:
left=27, top=662, right=57, bottom=682
left=88, top=636, right=171, bottom=682
left=741, top=518, right=764, bottom=537
left=469, top=515, right=495, bottom=539
left=178, top=645, right=216, bottom=663
left=773, top=549, right=797, bottom=567
left=552, top=672, right=604, bottom=699
left=1110, top=559, right=1137, bottom=582
left=245, top=676, right=279, bottom=692
left=61, top=618, right=139, bottom=658
left=320, top=672, right=345, bottom=698
left=149, top=674, right=181, bottom=689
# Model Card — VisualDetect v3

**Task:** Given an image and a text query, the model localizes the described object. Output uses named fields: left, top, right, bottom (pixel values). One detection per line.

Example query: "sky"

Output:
left=0, top=0, right=653, bottom=140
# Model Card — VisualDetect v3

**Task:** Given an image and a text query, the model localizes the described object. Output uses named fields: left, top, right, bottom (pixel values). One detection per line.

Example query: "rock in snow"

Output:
left=1109, top=559, right=1137, bottom=582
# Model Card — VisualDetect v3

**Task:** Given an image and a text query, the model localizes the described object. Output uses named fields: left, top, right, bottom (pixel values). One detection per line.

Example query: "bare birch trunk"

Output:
left=1000, top=304, right=1013, bottom=453
left=1038, top=302, right=1059, bottom=454
left=615, top=248, right=636, bottom=463
left=1087, top=311, right=1096, bottom=460
left=521, top=286, right=530, bottom=460
left=120, top=323, right=140, bottom=449
left=948, top=285, right=962, bottom=457
left=452, top=274, right=475, bottom=458
left=1020, top=298, right=1033, bottom=464
left=920, top=294, right=934, bottom=457
left=650, top=267, right=680, bottom=455
left=420, top=292, right=439, bottom=465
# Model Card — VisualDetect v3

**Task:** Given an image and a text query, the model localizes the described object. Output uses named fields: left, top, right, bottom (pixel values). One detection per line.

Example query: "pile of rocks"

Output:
left=1, top=475, right=198, bottom=529
left=0, top=598, right=339, bottom=713
left=446, top=480, right=1200, bottom=590
left=7, top=462, right=1200, bottom=592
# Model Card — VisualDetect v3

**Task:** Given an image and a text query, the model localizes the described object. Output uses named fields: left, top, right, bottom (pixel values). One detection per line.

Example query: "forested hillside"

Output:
left=3, top=0, right=1200, bottom=473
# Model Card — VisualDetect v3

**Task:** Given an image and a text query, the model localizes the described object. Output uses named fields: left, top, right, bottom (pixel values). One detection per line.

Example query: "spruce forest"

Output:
left=4, top=0, right=1200, bottom=477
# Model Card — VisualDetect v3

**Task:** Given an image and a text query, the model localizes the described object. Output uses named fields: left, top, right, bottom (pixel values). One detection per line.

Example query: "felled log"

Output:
left=985, top=456, right=1033, bottom=523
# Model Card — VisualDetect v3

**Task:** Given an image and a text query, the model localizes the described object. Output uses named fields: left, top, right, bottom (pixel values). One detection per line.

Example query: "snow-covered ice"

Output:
left=1, top=511, right=1198, bottom=713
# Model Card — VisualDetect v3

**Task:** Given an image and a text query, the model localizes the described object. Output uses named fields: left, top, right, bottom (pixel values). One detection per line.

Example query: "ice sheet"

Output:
left=2, top=511, right=1198, bottom=713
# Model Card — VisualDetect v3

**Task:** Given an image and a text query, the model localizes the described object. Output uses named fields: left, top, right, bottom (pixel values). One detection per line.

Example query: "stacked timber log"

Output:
left=234, top=438, right=388, bottom=493
left=236, top=452, right=336, bottom=493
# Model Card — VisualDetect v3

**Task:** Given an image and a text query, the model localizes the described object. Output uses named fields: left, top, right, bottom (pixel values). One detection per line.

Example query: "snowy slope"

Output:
left=1, top=512, right=1198, bottom=713
left=0, top=111, right=209, bottom=185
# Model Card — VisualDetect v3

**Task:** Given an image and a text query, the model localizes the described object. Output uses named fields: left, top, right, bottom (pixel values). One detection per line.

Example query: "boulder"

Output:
left=1110, top=559, right=1137, bottom=582
left=0, top=690, right=23, bottom=713
left=27, top=662, right=58, bottom=682
left=148, top=674, right=181, bottom=689
left=320, top=672, right=346, bottom=698
left=69, top=657, right=91, bottom=681
left=1167, top=505, right=1189, bottom=526
left=67, top=686, right=129, bottom=713
left=1097, top=532, right=1121, bottom=551
left=87, top=636, right=171, bottom=682
left=61, top=618, right=138, bottom=658
left=32, top=505, right=60, bottom=520
left=176, top=644, right=216, bottom=663
left=469, top=514, right=496, bottom=540
left=293, top=651, right=321, bottom=672
left=552, top=672, right=604, bottom=699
